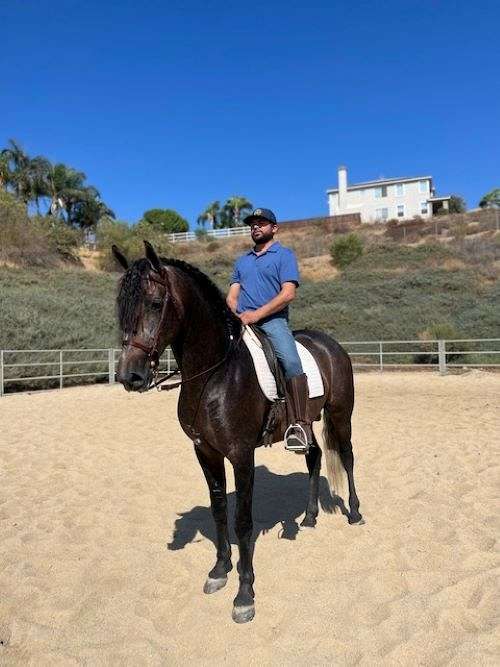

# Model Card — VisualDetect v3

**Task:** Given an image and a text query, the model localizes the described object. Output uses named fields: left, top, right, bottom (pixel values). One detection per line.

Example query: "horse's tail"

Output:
left=321, top=406, right=345, bottom=497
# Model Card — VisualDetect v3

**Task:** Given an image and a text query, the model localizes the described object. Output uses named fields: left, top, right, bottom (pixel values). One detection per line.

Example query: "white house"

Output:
left=327, top=166, right=451, bottom=222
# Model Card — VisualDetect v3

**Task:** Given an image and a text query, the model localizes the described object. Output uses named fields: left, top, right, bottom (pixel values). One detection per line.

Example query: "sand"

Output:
left=1, top=371, right=499, bottom=665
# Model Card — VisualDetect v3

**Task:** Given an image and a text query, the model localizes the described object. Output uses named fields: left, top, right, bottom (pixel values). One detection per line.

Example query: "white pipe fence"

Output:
left=0, top=338, right=498, bottom=397
left=166, top=226, right=249, bottom=243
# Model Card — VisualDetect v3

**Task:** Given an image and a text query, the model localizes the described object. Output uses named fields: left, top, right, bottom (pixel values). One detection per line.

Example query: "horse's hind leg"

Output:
left=324, top=406, right=363, bottom=524
left=300, top=433, right=322, bottom=528
left=194, top=444, right=232, bottom=594
left=336, top=418, right=363, bottom=524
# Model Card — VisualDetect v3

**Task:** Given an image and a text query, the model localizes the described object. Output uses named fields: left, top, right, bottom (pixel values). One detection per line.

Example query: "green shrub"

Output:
left=195, top=228, right=208, bottom=241
left=206, top=241, right=220, bottom=252
left=96, top=219, right=176, bottom=271
left=0, top=193, right=57, bottom=266
left=414, top=322, right=466, bottom=364
left=140, top=208, right=189, bottom=233
left=330, top=233, right=363, bottom=268
left=46, top=218, right=82, bottom=262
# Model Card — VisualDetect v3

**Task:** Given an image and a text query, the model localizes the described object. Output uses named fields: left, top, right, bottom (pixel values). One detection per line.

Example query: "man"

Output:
left=226, top=207, right=312, bottom=453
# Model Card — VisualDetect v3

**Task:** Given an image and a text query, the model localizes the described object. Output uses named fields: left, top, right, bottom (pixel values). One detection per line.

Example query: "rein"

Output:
left=156, top=334, right=239, bottom=392
left=123, top=267, right=242, bottom=392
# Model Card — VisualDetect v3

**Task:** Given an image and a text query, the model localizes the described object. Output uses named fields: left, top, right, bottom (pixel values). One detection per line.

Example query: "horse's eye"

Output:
left=151, top=300, right=163, bottom=311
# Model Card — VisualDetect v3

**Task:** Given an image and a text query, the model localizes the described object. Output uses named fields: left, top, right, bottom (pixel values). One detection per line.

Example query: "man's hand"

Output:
left=239, top=310, right=260, bottom=326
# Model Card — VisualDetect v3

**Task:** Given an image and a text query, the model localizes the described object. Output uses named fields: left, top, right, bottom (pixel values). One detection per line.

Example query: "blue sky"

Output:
left=2, top=1, right=499, bottom=227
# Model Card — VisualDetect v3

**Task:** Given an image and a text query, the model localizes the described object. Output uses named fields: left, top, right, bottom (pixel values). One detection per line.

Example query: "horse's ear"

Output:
left=111, top=244, right=129, bottom=271
left=144, top=240, right=162, bottom=273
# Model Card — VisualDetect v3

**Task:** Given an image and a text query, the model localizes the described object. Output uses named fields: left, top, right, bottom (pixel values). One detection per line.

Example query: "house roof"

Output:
left=327, top=175, right=433, bottom=194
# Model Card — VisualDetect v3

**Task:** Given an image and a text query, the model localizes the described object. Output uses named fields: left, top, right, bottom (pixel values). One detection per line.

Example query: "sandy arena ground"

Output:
left=1, top=372, right=499, bottom=665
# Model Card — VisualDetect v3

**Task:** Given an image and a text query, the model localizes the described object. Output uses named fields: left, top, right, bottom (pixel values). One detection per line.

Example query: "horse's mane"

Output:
left=117, top=257, right=241, bottom=339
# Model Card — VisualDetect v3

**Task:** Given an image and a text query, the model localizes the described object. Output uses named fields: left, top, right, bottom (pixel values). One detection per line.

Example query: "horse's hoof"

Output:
left=300, top=516, right=317, bottom=528
left=349, top=516, right=365, bottom=525
left=232, top=604, right=255, bottom=624
left=203, top=576, right=228, bottom=594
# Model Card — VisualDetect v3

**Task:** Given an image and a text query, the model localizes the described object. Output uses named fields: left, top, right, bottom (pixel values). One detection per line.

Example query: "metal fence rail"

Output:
left=0, top=348, right=177, bottom=397
left=0, top=339, right=498, bottom=396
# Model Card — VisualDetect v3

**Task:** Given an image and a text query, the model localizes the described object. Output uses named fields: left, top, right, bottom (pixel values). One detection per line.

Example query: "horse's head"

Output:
left=113, top=241, right=182, bottom=392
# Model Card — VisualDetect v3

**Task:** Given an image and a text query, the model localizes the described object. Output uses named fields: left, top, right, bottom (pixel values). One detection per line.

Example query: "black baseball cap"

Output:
left=243, top=208, right=277, bottom=226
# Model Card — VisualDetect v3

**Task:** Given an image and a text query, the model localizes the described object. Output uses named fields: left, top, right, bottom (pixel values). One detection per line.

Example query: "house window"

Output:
left=420, top=201, right=428, bottom=215
left=375, top=208, right=389, bottom=221
left=374, top=185, right=387, bottom=198
left=397, top=204, right=405, bottom=217
left=395, top=183, right=404, bottom=196
left=419, top=180, right=428, bottom=193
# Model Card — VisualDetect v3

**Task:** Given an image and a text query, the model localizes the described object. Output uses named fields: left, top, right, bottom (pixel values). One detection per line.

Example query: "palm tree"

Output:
left=1, top=139, right=32, bottom=203
left=0, top=153, right=11, bottom=191
left=223, top=195, right=253, bottom=227
left=197, top=201, right=220, bottom=229
left=29, top=156, right=51, bottom=214
left=72, top=189, right=115, bottom=228
left=1, top=140, right=52, bottom=210
left=45, top=163, right=87, bottom=220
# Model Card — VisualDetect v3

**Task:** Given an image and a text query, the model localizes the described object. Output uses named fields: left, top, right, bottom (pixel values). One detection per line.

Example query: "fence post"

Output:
left=108, top=349, right=115, bottom=384
left=379, top=342, right=383, bottom=371
left=0, top=350, right=4, bottom=397
left=59, top=350, right=64, bottom=389
left=438, top=340, right=447, bottom=374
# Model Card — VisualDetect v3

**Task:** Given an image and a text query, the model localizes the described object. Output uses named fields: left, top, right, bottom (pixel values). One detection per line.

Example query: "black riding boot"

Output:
left=284, top=373, right=313, bottom=454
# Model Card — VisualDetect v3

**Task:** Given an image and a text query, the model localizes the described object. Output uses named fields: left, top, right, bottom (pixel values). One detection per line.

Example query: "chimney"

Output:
left=338, top=165, right=347, bottom=212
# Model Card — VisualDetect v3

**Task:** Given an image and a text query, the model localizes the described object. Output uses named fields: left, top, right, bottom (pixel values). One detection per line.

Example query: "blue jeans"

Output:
left=259, top=317, right=304, bottom=380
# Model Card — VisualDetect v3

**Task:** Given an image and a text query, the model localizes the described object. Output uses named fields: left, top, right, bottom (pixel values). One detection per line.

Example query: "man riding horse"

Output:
left=226, top=207, right=312, bottom=453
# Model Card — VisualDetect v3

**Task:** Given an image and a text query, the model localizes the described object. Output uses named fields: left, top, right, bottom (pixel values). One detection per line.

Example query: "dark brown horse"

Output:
left=112, top=241, right=362, bottom=624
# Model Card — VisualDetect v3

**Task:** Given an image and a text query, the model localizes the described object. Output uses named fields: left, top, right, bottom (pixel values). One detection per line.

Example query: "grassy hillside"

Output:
left=1, top=232, right=498, bottom=352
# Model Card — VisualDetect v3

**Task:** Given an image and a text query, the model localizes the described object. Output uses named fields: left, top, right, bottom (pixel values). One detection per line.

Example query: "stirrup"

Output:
left=284, top=423, right=309, bottom=454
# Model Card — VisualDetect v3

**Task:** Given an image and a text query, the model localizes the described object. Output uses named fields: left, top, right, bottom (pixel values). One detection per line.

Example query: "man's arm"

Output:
left=239, top=282, right=296, bottom=325
left=226, top=283, right=241, bottom=314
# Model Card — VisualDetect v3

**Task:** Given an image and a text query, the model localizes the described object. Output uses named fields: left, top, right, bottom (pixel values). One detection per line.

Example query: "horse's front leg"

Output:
left=231, top=451, right=255, bottom=623
left=194, top=444, right=232, bottom=594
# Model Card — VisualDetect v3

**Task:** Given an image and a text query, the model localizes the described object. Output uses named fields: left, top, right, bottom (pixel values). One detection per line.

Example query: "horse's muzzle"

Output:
left=117, top=370, right=150, bottom=392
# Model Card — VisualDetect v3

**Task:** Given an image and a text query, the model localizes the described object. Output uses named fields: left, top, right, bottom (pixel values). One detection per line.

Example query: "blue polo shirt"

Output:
left=230, top=242, right=300, bottom=321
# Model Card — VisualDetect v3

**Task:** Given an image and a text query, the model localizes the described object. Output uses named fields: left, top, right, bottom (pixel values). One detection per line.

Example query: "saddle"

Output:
left=244, top=325, right=324, bottom=446
left=249, top=325, right=287, bottom=399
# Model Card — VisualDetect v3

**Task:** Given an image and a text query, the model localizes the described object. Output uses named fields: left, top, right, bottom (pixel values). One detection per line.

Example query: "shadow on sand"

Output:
left=167, top=464, right=350, bottom=551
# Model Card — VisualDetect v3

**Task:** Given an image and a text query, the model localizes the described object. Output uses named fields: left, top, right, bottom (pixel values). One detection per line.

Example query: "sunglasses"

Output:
left=249, top=221, right=273, bottom=229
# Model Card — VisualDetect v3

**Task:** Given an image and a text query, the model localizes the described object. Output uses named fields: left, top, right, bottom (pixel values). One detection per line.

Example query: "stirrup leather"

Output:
left=284, top=423, right=309, bottom=453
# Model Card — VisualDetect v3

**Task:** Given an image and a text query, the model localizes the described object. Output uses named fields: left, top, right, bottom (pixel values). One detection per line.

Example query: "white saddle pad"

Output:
left=242, top=327, right=324, bottom=402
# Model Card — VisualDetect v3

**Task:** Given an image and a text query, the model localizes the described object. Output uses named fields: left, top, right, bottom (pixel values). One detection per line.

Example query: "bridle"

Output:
left=122, top=266, right=242, bottom=391
left=122, top=269, right=174, bottom=382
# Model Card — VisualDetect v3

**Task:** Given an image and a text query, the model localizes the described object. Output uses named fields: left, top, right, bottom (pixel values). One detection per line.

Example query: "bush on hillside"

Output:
left=0, top=191, right=58, bottom=266
left=97, top=218, right=176, bottom=271
left=46, top=219, right=82, bottom=262
left=330, top=233, right=363, bottom=269
left=414, top=322, right=466, bottom=364
left=195, top=228, right=208, bottom=241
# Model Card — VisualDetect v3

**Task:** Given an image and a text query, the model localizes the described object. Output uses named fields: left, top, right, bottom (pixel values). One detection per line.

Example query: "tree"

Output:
left=479, top=188, right=500, bottom=209
left=220, top=196, right=253, bottom=227
left=71, top=190, right=115, bottom=228
left=1, top=139, right=48, bottom=207
left=448, top=195, right=466, bottom=214
left=0, top=153, right=11, bottom=191
left=45, top=163, right=87, bottom=220
left=1, top=139, right=30, bottom=201
left=197, top=201, right=220, bottom=228
left=140, top=208, right=189, bottom=233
